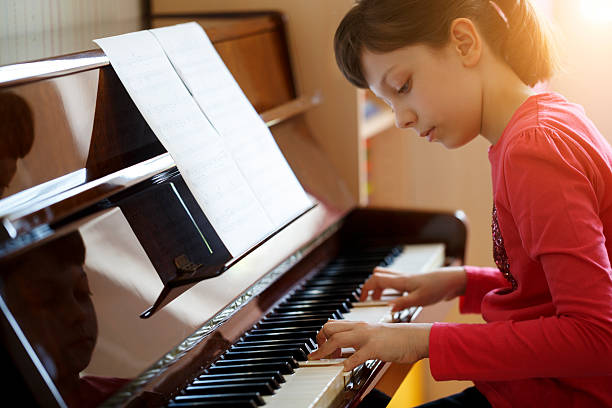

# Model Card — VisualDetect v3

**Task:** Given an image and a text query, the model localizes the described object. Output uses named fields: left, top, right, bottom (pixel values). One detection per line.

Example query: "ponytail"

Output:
left=334, top=0, right=560, bottom=88
left=482, top=0, right=560, bottom=87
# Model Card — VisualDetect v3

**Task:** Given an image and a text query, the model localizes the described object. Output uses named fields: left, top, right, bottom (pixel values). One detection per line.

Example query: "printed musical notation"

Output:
left=94, top=24, right=311, bottom=257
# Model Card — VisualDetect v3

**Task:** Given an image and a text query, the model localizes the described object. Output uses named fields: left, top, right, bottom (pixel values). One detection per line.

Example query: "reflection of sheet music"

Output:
left=149, top=23, right=312, bottom=227
left=94, top=31, right=273, bottom=256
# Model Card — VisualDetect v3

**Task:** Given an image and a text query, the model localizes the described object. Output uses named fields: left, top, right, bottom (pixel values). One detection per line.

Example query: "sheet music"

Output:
left=149, top=23, right=312, bottom=227
left=94, top=31, right=274, bottom=257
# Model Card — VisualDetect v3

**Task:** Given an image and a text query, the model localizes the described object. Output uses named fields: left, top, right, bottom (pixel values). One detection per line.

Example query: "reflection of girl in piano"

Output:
left=0, top=231, right=130, bottom=407
left=0, top=92, right=34, bottom=198
left=310, top=1, right=612, bottom=407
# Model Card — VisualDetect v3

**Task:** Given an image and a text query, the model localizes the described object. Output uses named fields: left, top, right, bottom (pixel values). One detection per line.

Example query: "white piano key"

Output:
left=387, top=243, right=445, bottom=275
left=342, top=305, right=392, bottom=323
left=262, top=364, right=346, bottom=408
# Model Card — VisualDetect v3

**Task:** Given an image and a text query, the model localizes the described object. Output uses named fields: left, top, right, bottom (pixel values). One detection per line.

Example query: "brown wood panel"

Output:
left=214, top=29, right=295, bottom=111
left=151, top=14, right=278, bottom=43
left=150, top=13, right=296, bottom=112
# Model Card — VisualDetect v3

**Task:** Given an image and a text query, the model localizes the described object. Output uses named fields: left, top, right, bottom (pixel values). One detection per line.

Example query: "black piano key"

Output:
left=293, top=288, right=360, bottom=297
left=273, top=303, right=350, bottom=313
left=192, top=376, right=280, bottom=390
left=207, top=361, right=294, bottom=375
left=230, top=342, right=311, bottom=355
left=281, top=299, right=353, bottom=309
left=231, top=340, right=315, bottom=354
left=198, top=371, right=285, bottom=384
left=183, top=382, right=275, bottom=396
left=285, top=297, right=357, bottom=307
left=299, top=286, right=362, bottom=294
left=223, top=348, right=307, bottom=361
left=274, top=302, right=349, bottom=311
left=214, top=356, right=299, bottom=369
left=264, top=310, right=344, bottom=320
left=168, top=400, right=257, bottom=408
left=286, top=293, right=358, bottom=302
left=264, top=310, right=343, bottom=321
left=172, top=392, right=264, bottom=406
left=243, top=330, right=317, bottom=342
left=315, top=269, right=372, bottom=277
left=325, top=258, right=382, bottom=267
left=299, top=283, right=362, bottom=291
left=302, top=278, right=364, bottom=285
left=233, top=337, right=317, bottom=349
left=256, top=318, right=328, bottom=328
left=249, top=326, right=322, bottom=334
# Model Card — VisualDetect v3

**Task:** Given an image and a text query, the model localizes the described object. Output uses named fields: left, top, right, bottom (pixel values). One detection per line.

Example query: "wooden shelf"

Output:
left=360, top=109, right=396, bottom=140
left=359, top=89, right=395, bottom=140
left=260, top=92, right=322, bottom=127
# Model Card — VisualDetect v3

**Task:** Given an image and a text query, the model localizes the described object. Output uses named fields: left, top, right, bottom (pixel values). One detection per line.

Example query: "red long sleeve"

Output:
left=459, top=266, right=509, bottom=314
left=429, top=93, right=612, bottom=407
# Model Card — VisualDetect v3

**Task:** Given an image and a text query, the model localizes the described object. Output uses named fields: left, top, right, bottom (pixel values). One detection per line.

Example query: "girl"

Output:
left=307, top=0, right=612, bottom=407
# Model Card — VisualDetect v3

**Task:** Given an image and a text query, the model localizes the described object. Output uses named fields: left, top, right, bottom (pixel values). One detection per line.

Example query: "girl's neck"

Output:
left=480, top=58, right=536, bottom=145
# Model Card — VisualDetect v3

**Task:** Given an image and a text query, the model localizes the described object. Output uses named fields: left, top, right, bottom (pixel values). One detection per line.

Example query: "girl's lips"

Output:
left=421, top=127, right=435, bottom=141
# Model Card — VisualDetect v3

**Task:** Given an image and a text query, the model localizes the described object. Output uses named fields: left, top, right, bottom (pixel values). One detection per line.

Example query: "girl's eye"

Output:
left=397, top=79, right=412, bottom=94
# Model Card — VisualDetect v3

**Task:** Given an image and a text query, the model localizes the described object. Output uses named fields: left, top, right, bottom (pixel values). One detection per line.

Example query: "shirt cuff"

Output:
left=460, top=266, right=507, bottom=314
left=429, top=322, right=454, bottom=381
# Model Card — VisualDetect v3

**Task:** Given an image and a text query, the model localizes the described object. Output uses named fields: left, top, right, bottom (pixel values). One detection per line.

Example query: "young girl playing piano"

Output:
left=308, top=1, right=612, bottom=406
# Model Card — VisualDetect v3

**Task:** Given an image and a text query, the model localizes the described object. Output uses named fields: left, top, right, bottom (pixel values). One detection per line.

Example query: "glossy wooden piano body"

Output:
left=0, top=11, right=467, bottom=408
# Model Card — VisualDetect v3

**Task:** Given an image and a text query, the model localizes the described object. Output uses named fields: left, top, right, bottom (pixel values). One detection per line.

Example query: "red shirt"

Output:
left=429, top=93, right=612, bottom=407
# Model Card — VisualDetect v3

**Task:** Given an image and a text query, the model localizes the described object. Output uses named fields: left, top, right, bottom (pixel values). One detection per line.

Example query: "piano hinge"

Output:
left=174, top=254, right=202, bottom=275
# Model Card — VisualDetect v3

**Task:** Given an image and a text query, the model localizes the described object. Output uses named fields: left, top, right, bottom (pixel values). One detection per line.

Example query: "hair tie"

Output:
left=489, top=0, right=510, bottom=28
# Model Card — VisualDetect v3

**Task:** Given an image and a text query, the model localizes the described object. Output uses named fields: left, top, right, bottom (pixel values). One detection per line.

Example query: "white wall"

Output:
left=550, top=1, right=612, bottom=145
left=0, top=0, right=142, bottom=66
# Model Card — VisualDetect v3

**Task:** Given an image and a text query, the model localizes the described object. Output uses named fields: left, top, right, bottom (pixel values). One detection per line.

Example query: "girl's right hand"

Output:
left=359, top=266, right=467, bottom=312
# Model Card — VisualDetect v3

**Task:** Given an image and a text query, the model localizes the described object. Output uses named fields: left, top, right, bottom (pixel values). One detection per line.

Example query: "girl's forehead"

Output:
left=362, top=44, right=452, bottom=82
left=361, top=46, right=424, bottom=87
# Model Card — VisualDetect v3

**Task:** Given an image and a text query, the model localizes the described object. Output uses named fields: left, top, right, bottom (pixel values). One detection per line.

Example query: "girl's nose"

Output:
left=394, top=110, right=416, bottom=129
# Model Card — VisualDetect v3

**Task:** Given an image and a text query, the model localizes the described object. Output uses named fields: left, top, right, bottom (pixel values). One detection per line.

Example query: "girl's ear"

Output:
left=449, top=18, right=482, bottom=67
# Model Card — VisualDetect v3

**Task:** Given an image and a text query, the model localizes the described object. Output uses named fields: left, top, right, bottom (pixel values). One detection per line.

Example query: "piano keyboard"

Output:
left=166, top=243, right=444, bottom=408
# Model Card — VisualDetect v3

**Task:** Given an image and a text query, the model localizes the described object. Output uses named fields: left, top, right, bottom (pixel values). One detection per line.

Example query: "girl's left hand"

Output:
left=307, top=320, right=433, bottom=371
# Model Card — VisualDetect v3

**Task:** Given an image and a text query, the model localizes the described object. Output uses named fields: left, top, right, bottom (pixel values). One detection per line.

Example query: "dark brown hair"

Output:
left=334, top=0, right=559, bottom=88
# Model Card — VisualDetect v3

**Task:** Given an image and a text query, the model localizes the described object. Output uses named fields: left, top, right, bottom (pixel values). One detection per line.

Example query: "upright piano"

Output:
left=0, top=11, right=467, bottom=408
